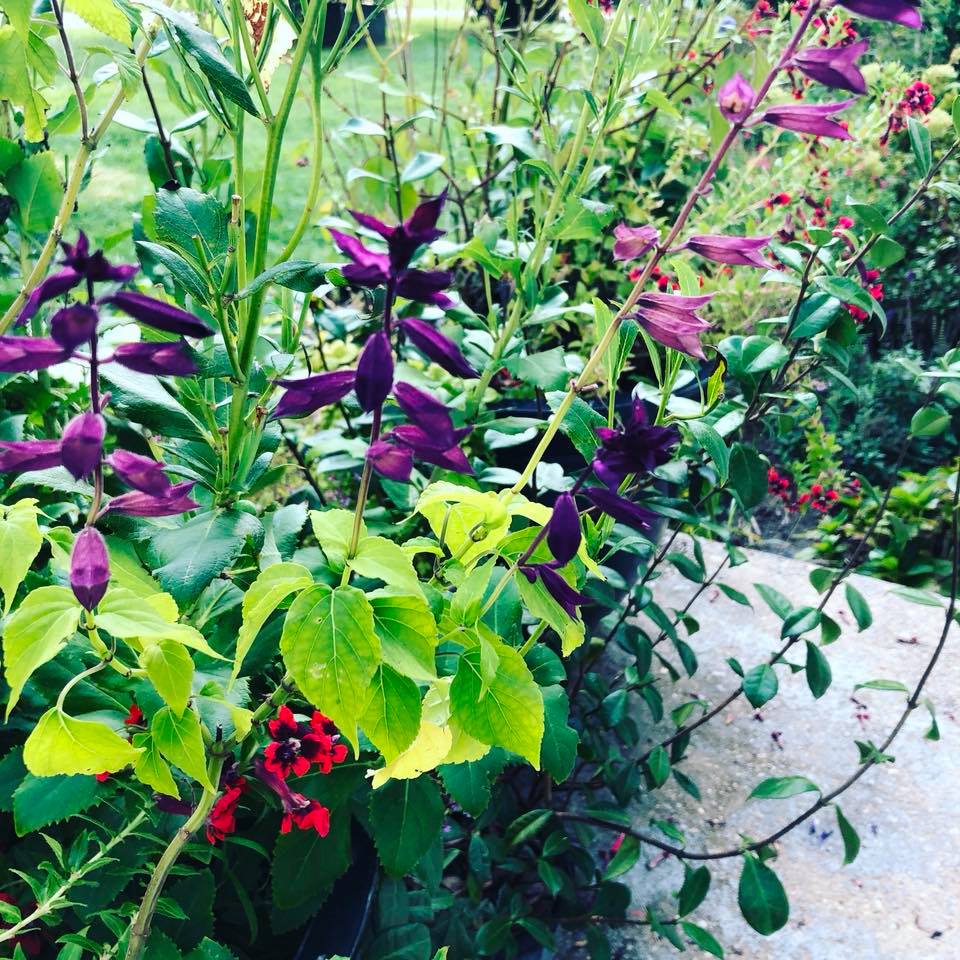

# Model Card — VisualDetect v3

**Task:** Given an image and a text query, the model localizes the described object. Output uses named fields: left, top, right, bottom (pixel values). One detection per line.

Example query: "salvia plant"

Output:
left=0, top=0, right=958, bottom=958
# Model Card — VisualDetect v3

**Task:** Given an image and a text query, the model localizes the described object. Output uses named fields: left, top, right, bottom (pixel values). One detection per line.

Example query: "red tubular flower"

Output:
left=125, top=701, right=145, bottom=726
left=206, top=776, right=247, bottom=844
left=282, top=798, right=331, bottom=836
left=264, top=706, right=348, bottom=779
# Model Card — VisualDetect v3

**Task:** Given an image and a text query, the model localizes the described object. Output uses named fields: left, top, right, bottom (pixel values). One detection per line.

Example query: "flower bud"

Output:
left=717, top=72, right=755, bottom=122
left=106, top=450, right=171, bottom=494
left=547, top=492, right=581, bottom=566
left=61, top=412, right=105, bottom=480
left=70, top=527, right=110, bottom=610
left=0, top=439, right=63, bottom=474
left=101, top=292, right=213, bottom=339
left=355, top=331, right=394, bottom=413
left=50, top=303, right=99, bottom=351
left=399, top=317, right=478, bottom=378
left=0, top=336, right=69, bottom=372
left=112, top=340, right=197, bottom=376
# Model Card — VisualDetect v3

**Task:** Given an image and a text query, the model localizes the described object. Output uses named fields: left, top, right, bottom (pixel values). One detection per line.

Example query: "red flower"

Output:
left=95, top=771, right=111, bottom=782
left=281, top=797, right=331, bottom=836
left=206, top=775, right=247, bottom=844
left=264, top=706, right=348, bottom=779
left=124, top=701, right=144, bottom=726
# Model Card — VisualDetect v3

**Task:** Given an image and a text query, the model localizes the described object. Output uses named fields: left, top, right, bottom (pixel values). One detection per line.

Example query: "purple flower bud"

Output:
left=367, top=439, right=414, bottom=481
left=717, top=72, right=755, bottom=122
left=521, top=563, right=587, bottom=620
left=355, top=331, right=394, bottom=413
left=112, top=340, right=197, bottom=376
left=0, top=336, right=70, bottom=372
left=547, top=493, right=581, bottom=567
left=399, top=317, right=478, bottom=378
left=631, top=292, right=714, bottom=359
left=271, top=369, right=356, bottom=420
left=50, top=303, right=99, bottom=351
left=678, top=234, right=772, bottom=269
left=789, top=41, right=869, bottom=95
left=17, top=269, right=82, bottom=325
left=101, top=292, right=213, bottom=339
left=613, top=224, right=660, bottom=262
left=836, top=0, right=921, bottom=29
left=70, top=526, right=110, bottom=610
left=327, top=229, right=390, bottom=288
left=584, top=486, right=656, bottom=531
left=0, top=439, right=63, bottom=473
left=755, top=98, right=856, bottom=140
left=395, top=269, right=453, bottom=308
left=105, top=481, right=199, bottom=517
left=106, top=450, right=172, bottom=494
left=61, top=412, right=104, bottom=480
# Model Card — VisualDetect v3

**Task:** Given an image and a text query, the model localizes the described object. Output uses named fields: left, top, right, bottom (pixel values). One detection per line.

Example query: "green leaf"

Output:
left=738, top=856, right=789, bottom=935
left=677, top=865, right=711, bottom=916
left=272, top=807, right=351, bottom=909
left=24, top=709, right=142, bottom=777
left=350, top=535, right=422, bottom=595
left=340, top=116, right=387, bottom=136
left=742, top=664, right=778, bottom=708
left=437, top=750, right=507, bottom=816
left=136, top=241, right=210, bottom=303
left=853, top=679, right=909, bottom=693
left=568, top=0, right=605, bottom=44
left=749, top=775, right=819, bottom=800
left=835, top=804, right=860, bottom=865
left=754, top=582, right=793, bottom=619
left=545, top=392, right=606, bottom=464
left=132, top=732, right=180, bottom=798
left=550, top=197, right=615, bottom=241
left=70, top=0, right=130, bottom=42
left=718, top=583, right=751, bottom=606
left=781, top=606, right=821, bottom=638
left=0, top=499, right=42, bottom=614
left=845, top=583, right=872, bottom=631
left=804, top=640, right=832, bottom=699
left=6, top=152, right=60, bottom=233
left=515, top=568, right=584, bottom=657
left=687, top=421, right=729, bottom=483
left=12, top=772, right=100, bottom=835
left=728, top=443, right=767, bottom=509
left=154, top=187, right=228, bottom=262
left=820, top=613, right=841, bottom=645
left=370, top=593, right=438, bottom=681
left=369, top=776, right=444, bottom=876
left=400, top=151, right=445, bottom=183
left=504, top=347, right=570, bottom=391
left=141, top=639, right=195, bottom=716
left=449, top=637, right=544, bottom=768
left=645, top=745, right=670, bottom=788
left=541, top=685, right=578, bottom=782
left=681, top=922, right=724, bottom=957
left=0, top=28, right=46, bottom=140
left=233, top=562, right=313, bottom=684
left=310, top=508, right=356, bottom=570
left=910, top=403, right=950, bottom=437
left=235, top=260, right=328, bottom=299
left=3, top=585, right=81, bottom=718
left=280, top=584, right=380, bottom=754
left=151, top=707, right=212, bottom=790
left=907, top=116, right=932, bottom=176
left=602, top=835, right=640, bottom=880
left=787, top=292, right=843, bottom=340
left=869, top=236, right=905, bottom=269
left=361, top=665, right=422, bottom=761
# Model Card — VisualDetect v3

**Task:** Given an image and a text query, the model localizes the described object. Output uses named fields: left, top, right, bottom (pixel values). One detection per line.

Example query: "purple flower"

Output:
left=271, top=369, right=356, bottom=420
left=0, top=439, right=63, bottom=473
left=835, top=0, right=921, bottom=29
left=755, top=98, right=856, bottom=140
left=60, top=232, right=138, bottom=284
left=630, top=291, right=714, bottom=359
left=367, top=439, right=414, bottom=482
left=106, top=450, right=172, bottom=495
left=105, top=480, right=199, bottom=517
left=155, top=794, right=193, bottom=816
left=352, top=192, right=447, bottom=271
left=355, top=331, right=394, bottom=413
left=61, top=412, right=105, bottom=480
left=18, top=270, right=82, bottom=325
left=547, top=493, right=581, bottom=566
left=717, top=72, right=755, bottom=122
left=613, top=224, right=660, bottom=262
left=521, top=563, right=587, bottom=620
left=789, top=41, right=869, bottom=95
left=399, top=317, right=478, bottom=379
left=70, top=527, right=110, bottom=610
left=100, top=292, right=213, bottom=339
left=111, top=340, right=197, bottom=376
left=592, top=398, right=678, bottom=490
left=678, top=234, right=772, bottom=269
left=50, top=304, right=99, bottom=351
left=0, top=336, right=70, bottom=372
left=584, top=486, right=657, bottom=531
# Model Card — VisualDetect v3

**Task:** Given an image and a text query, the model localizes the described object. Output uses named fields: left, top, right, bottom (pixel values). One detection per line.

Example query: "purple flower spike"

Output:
left=547, top=493, right=581, bottom=567
left=521, top=563, right=587, bottom=620
left=18, top=269, right=82, bottom=325
left=679, top=235, right=772, bottom=269
left=592, top=398, right=679, bottom=490
left=755, top=98, right=857, bottom=140
left=0, top=439, right=63, bottom=473
left=112, top=340, right=197, bottom=377
left=835, top=0, right=921, bottom=28
left=271, top=369, right=356, bottom=420
left=631, top=291, right=714, bottom=359
left=613, top=224, right=660, bottom=262
left=60, top=232, right=138, bottom=284
left=105, top=480, right=199, bottom=517
left=717, top=72, right=755, bottom=122
left=50, top=303, right=99, bottom=351
left=106, top=450, right=171, bottom=495
left=789, top=41, right=869, bottom=95
left=61, top=412, right=105, bottom=480
left=367, top=439, right=414, bottom=481
left=70, top=527, right=110, bottom=611
left=585, top=486, right=657, bottom=531
left=399, top=317, right=478, bottom=378
left=355, top=331, right=394, bottom=413
left=101, top=292, right=213, bottom=339
left=0, top=336, right=70, bottom=372
left=352, top=190, right=447, bottom=272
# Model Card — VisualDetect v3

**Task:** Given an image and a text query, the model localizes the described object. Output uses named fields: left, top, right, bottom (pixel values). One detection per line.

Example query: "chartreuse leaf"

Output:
left=279, top=584, right=380, bottom=755
left=132, top=733, right=180, bottom=798
left=151, top=707, right=213, bottom=790
left=369, top=592, right=438, bottom=681
left=361, top=665, right=422, bottom=761
left=12, top=771, right=100, bottom=835
left=0, top=28, right=48, bottom=140
left=140, top=640, right=194, bottom=716
left=515, top=568, right=585, bottom=656
left=24, top=709, right=142, bottom=777
left=416, top=482, right=511, bottom=568
left=233, top=562, right=313, bottom=685
left=369, top=775, right=444, bottom=876
left=349, top=536, right=422, bottom=596
left=310, top=508, right=355, bottom=570
left=3, top=586, right=81, bottom=719
left=738, top=855, right=788, bottom=935
left=0, top=499, right=42, bottom=613
left=70, top=0, right=131, bottom=43
left=449, top=636, right=544, bottom=768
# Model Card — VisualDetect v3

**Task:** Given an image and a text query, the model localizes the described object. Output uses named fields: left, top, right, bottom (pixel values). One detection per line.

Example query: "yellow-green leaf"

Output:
left=349, top=536, right=422, bottom=596
left=310, top=508, right=357, bottom=570
left=24, top=709, right=142, bottom=776
left=140, top=639, right=194, bottom=716
left=69, top=0, right=130, bottom=44
left=151, top=706, right=213, bottom=790
left=370, top=592, right=438, bottom=681
left=0, top=498, right=42, bottom=614
left=132, top=732, right=180, bottom=798
left=361, top=664, right=422, bottom=761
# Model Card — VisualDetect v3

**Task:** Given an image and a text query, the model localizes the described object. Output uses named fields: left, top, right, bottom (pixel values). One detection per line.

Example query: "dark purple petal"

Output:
left=592, top=401, right=678, bottom=489
left=418, top=443, right=474, bottom=475
left=101, top=292, right=213, bottom=338
left=0, top=336, right=71, bottom=372
left=547, top=492, right=581, bottom=566
left=367, top=439, right=413, bottom=481
left=355, top=331, right=394, bottom=413
left=17, top=269, right=82, bottom=324
left=613, top=224, right=660, bottom=262
left=105, top=481, right=199, bottom=517
left=395, top=269, right=453, bottom=307
left=328, top=228, right=391, bottom=271
left=522, top=563, right=587, bottom=620
left=112, top=340, right=197, bottom=376
left=400, top=317, right=478, bottom=378
left=403, top=190, right=447, bottom=237
left=61, top=412, right=104, bottom=480
left=756, top=98, right=857, bottom=140
left=270, top=369, right=356, bottom=420
left=789, top=40, right=869, bottom=95
left=50, top=303, right=99, bottom=351
left=341, top=262, right=390, bottom=287
left=60, top=232, right=137, bottom=283
left=680, top=235, right=772, bottom=269
left=348, top=211, right=394, bottom=240
left=70, top=527, right=110, bottom=610
left=155, top=794, right=194, bottom=815
left=584, top=486, right=657, bottom=530
left=835, top=0, right=921, bottom=28
left=0, top=439, right=62, bottom=473
left=392, top=381, right=456, bottom=447
left=717, top=72, right=755, bottom=121
left=106, top=450, right=172, bottom=494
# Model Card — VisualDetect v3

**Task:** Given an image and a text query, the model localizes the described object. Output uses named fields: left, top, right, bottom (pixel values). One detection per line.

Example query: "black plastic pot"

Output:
left=322, top=2, right=386, bottom=47
left=470, top=0, right=559, bottom=29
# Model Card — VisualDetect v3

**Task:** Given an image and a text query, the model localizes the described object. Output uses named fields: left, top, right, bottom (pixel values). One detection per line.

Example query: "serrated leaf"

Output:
left=70, top=0, right=130, bottom=43
left=141, top=639, right=194, bottom=716
left=151, top=707, right=212, bottom=790
left=370, top=593, right=438, bottom=681
left=12, top=772, right=100, bottom=835
left=132, top=732, right=180, bottom=798
left=361, top=665, right=422, bottom=761
left=350, top=535, right=422, bottom=596
left=0, top=499, right=42, bottom=614
left=24, top=709, right=142, bottom=777
left=369, top=776, right=444, bottom=876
